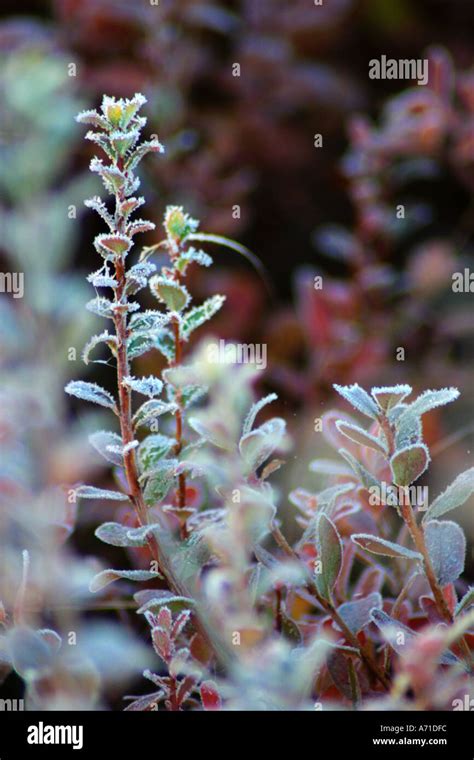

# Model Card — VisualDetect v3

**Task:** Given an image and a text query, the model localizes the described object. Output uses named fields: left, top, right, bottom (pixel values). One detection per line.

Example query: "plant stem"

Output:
left=400, top=495, right=472, bottom=668
left=110, top=197, right=228, bottom=671
left=171, top=315, right=187, bottom=513
left=271, top=522, right=390, bottom=690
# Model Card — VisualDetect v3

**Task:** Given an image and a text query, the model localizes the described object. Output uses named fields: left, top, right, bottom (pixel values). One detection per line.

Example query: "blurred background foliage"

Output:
left=1, top=0, right=474, bottom=706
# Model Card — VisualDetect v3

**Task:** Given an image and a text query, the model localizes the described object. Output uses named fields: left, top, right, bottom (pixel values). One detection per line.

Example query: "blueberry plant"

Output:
left=3, top=94, right=472, bottom=711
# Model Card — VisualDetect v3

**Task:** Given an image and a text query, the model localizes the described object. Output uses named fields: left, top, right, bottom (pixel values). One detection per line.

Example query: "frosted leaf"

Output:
left=95, top=233, right=132, bottom=257
left=369, top=609, right=416, bottom=653
left=242, top=393, right=277, bottom=436
left=135, top=590, right=195, bottom=615
left=390, top=444, right=430, bottom=486
left=125, top=262, right=157, bottom=295
left=109, top=128, right=140, bottom=156
left=87, top=268, right=118, bottom=289
left=397, top=388, right=459, bottom=427
left=133, top=400, right=177, bottom=430
left=86, top=296, right=114, bottom=319
left=314, top=513, right=342, bottom=602
left=181, top=295, right=225, bottom=340
left=333, top=384, right=379, bottom=419
left=75, top=109, right=109, bottom=130
left=129, top=310, right=169, bottom=334
left=424, top=519, right=466, bottom=586
left=119, top=196, right=145, bottom=217
left=127, top=332, right=155, bottom=360
left=455, top=587, right=474, bottom=617
left=123, top=375, right=163, bottom=398
left=394, top=407, right=422, bottom=449
left=351, top=533, right=422, bottom=560
left=423, top=467, right=474, bottom=520
left=337, top=593, right=382, bottom=635
left=335, top=420, right=387, bottom=455
left=95, top=521, right=162, bottom=547
left=154, top=329, right=175, bottom=362
left=165, top=206, right=199, bottom=241
left=125, top=139, right=165, bottom=173
left=177, top=247, right=213, bottom=270
left=167, top=383, right=207, bottom=409
left=149, top=276, right=190, bottom=312
left=138, top=433, right=176, bottom=474
left=82, top=331, right=118, bottom=365
left=125, top=174, right=141, bottom=196
left=85, top=130, right=115, bottom=160
left=127, top=219, right=156, bottom=237
left=338, top=448, right=380, bottom=490
left=65, top=380, right=116, bottom=411
left=74, top=485, right=129, bottom=501
left=143, top=462, right=177, bottom=505
left=106, top=440, right=139, bottom=459
left=84, top=196, right=114, bottom=229
left=89, top=568, right=162, bottom=593
left=100, top=93, right=147, bottom=129
left=371, top=385, right=412, bottom=412
left=89, top=430, right=123, bottom=466
left=90, top=157, right=126, bottom=194
left=370, top=609, right=460, bottom=666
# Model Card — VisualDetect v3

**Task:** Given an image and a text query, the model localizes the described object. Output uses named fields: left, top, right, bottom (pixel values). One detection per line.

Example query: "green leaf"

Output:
left=89, top=430, right=123, bottom=466
left=143, top=462, right=177, bottom=505
left=65, top=381, right=117, bottom=411
left=390, top=444, right=429, bottom=486
left=423, top=467, right=474, bottom=520
left=150, top=276, right=190, bottom=312
left=181, top=295, right=225, bottom=340
left=138, top=434, right=175, bottom=473
left=129, top=310, right=169, bottom=334
left=338, top=448, right=380, bottom=490
left=398, top=387, right=459, bottom=421
left=86, top=296, right=114, bottom=319
left=351, top=533, right=422, bottom=560
left=74, top=485, right=129, bottom=501
left=133, top=400, right=177, bottom=430
left=153, top=329, right=175, bottom=362
left=337, top=592, right=382, bottom=635
left=455, top=587, right=474, bottom=617
left=134, top=590, right=195, bottom=615
left=424, top=520, right=466, bottom=586
left=82, top=331, right=118, bottom=365
left=95, top=521, right=161, bottom=547
left=394, top=407, right=422, bottom=449
left=371, top=385, right=412, bottom=412
left=314, top=514, right=343, bottom=602
left=123, top=375, right=163, bottom=398
left=333, top=384, right=379, bottom=420
left=89, top=568, right=162, bottom=593
left=370, top=608, right=461, bottom=666
left=127, top=332, right=155, bottom=360
left=335, top=420, right=387, bottom=454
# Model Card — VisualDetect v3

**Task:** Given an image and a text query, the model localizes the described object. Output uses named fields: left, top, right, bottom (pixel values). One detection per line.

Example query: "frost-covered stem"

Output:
left=271, top=522, right=389, bottom=690
left=401, top=496, right=451, bottom=623
left=171, top=315, right=187, bottom=515
left=400, top=494, right=472, bottom=668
